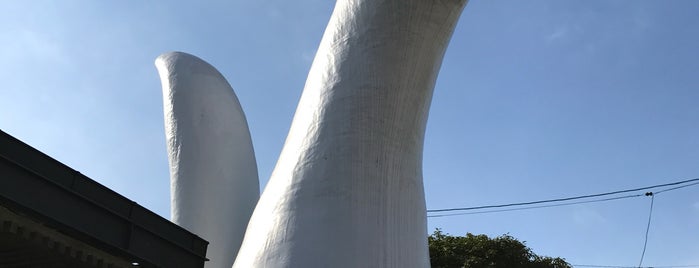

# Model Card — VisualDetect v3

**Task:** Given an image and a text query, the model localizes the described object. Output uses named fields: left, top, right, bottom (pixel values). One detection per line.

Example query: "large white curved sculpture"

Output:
left=234, top=0, right=467, bottom=267
left=155, top=52, right=259, bottom=268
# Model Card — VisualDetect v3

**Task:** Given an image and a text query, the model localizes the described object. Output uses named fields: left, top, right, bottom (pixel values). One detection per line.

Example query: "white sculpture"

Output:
left=234, top=0, right=467, bottom=267
left=155, top=52, right=259, bottom=268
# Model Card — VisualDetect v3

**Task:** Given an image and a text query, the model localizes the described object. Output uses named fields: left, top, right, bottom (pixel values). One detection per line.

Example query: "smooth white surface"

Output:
left=234, top=0, right=467, bottom=267
left=155, top=52, right=259, bottom=268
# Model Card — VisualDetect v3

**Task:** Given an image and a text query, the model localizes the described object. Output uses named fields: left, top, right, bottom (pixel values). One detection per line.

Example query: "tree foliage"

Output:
left=428, top=229, right=572, bottom=268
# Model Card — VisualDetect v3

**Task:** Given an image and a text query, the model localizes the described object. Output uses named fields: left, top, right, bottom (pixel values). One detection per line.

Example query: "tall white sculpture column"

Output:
left=155, top=52, right=259, bottom=268
left=234, top=0, right=467, bottom=267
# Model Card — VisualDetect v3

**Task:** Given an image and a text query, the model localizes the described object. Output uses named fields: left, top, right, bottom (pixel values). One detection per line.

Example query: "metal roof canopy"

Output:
left=0, top=130, right=208, bottom=267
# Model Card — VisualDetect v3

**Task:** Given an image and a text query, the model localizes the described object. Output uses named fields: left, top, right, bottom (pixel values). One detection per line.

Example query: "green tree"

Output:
left=428, top=229, right=571, bottom=268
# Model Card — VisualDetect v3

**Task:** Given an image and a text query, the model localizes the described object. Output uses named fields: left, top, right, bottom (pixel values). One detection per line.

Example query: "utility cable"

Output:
left=428, top=193, right=642, bottom=218
left=654, top=181, right=699, bottom=195
left=573, top=265, right=635, bottom=268
left=574, top=265, right=699, bottom=268
left=638, top=193, right=654, bottom=268
left=427, top=177, right=699, bottom=213
left=573, top=265, right=632, bottom=268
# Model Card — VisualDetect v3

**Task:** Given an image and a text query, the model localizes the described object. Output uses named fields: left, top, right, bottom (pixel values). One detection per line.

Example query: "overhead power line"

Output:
left=427, top=193, right=642, bottom=218
left=573, top=265, right=633, bottom=268
left=573, top=265, right=699, bottom=268
left=655, top=181, right=699, bottom=195
left=637, top=194, right=655, bottom=267
left=427, top=177, right=699, bottom=214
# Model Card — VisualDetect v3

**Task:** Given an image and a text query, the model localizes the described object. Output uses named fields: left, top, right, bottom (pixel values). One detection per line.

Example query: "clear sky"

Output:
left=1, top=1, right=698, bottom=267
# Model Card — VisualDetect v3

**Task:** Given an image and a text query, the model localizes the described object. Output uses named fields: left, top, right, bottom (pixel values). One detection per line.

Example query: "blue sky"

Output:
left=2, top=1, right=698, bottom=266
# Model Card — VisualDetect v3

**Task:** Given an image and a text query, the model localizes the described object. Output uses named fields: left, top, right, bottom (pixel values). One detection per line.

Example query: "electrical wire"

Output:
left=573, top=265, right=635, bottom=268
left=638, top=194, right=655, bottom=268
left=427, top=177, right=699, bottom=213
left=573, top=265, right=699, bottom=268
left=425, top=178, right=699, bottom=267
left=649, top=266, right=699, bottom=268
left=428, top=193, right=642, bottom=218
left=655, top=181, right=699, bottom=195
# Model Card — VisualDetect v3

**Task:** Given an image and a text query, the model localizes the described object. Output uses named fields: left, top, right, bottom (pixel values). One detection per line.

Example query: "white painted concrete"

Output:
left=234, top=0, right=467, bottom=267
left=155, top=52, right=259, bottom=268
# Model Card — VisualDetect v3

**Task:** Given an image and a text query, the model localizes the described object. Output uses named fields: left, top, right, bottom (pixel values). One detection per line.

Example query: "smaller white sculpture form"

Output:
left=155, top=52, right=259, bottom=268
